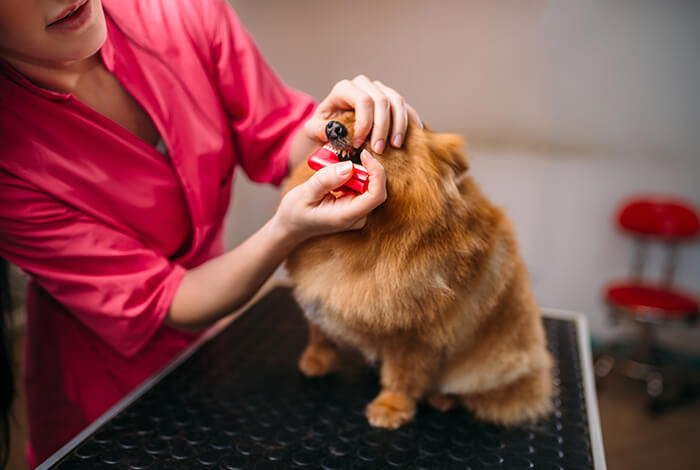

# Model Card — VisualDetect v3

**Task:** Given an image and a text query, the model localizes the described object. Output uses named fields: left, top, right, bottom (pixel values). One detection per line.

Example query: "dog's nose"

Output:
left=326, top=121, right=348, bottom=141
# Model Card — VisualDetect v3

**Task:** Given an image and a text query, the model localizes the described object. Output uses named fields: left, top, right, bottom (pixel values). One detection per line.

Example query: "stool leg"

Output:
left=635, top=321, right=669, bottom=411
left=631, top=239, right=647, bottom=280
left=639, top=322, right=655, bottom=365
left=661, top=242, right=678, bottom=287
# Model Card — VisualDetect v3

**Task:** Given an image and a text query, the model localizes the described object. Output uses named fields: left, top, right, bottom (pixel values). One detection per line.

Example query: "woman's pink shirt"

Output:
left=0, top=0, right=315, bottom=464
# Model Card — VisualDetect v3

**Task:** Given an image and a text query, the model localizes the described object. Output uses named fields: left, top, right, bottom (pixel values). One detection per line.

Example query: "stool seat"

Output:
left=618, top=198, right=699, bottom=239
left=605, top=281, right=699, bottom=319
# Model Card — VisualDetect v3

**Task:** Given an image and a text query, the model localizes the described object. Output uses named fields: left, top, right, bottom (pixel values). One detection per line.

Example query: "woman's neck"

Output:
left=1, top=52, right=102, bottom=94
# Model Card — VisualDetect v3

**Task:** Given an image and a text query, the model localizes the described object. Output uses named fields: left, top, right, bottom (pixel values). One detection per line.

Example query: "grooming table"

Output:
left=38, top=285, right=606, bottom=469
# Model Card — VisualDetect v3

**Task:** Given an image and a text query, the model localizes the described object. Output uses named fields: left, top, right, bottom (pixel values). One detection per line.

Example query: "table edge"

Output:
left=541, top=307, right=607, bottom=470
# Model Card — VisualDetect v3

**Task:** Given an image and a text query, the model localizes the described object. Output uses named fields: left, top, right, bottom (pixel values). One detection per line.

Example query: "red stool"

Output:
left=595, top=195, right=699, bottom=411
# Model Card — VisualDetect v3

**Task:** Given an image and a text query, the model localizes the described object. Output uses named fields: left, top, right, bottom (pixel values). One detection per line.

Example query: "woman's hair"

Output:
left=0, top=258, right=14, bottom=469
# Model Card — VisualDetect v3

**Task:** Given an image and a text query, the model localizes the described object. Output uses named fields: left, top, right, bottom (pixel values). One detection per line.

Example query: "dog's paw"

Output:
left=427, top=393, right=458, bottom=412
left=298, top=346, right=335, bottom=377
left=365, top=390, right=416, bottom=429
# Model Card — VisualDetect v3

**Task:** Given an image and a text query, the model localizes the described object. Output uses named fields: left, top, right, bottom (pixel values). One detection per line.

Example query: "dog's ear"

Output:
left=429, top=133, right=469, bottom=176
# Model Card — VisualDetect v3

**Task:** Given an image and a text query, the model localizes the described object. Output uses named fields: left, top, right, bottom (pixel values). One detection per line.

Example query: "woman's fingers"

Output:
left=304, top=79, right=374, bottom=144
left=352, top=75, right=392, bottom=153
left=327, top=79, right=374, bottom=144
left=349, top=216, right=368, bottom=230
left=317, top=150, right=386, bottom=221
left=371, top=80, right=410, bottom=148
left=357, top=149, right=387, bottom=205
left=303, top=161, right=355, bottom=202
left=304, top=76, right=418, bottom=155
left=281, top=150, right=386, bottom=239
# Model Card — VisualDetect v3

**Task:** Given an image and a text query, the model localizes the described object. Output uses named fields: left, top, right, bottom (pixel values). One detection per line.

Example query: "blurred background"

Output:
left=226, top=0, right=700, bottom=352
left=7, top=0, right=700, bottom=469
left=223, top=1, right=700, bottom=468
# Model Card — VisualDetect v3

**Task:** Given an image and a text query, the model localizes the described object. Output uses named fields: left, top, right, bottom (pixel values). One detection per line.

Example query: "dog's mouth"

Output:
left=324, top=143, right=364, bottom=165
left=325, top=120, right=365, bottom=165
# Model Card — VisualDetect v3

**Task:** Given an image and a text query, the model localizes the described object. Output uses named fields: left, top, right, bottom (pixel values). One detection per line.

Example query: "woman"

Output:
left=0, top=0, right=419, bottom=466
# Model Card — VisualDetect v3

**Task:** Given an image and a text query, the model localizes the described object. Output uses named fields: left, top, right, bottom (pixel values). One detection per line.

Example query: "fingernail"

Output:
left=392, top=134, right=403, bottom=147
left=372, top=139, right=385, bottom=153
left=317, top=123, right=326, bottom=140
left=336, top=161, right=353, bottom=177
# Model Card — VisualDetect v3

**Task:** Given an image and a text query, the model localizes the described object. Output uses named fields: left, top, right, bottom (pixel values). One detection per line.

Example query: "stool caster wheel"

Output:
left=594, top=355, right=615, bottom=380
left=646, top=371, right=664, bottom=398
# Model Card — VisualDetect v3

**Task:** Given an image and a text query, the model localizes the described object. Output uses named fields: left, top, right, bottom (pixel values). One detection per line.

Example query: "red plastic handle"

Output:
left=307, top=147, right=369, bottom=193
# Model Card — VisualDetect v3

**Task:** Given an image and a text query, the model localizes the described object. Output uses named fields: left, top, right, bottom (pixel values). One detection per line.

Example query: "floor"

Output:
left=7, top=337, right=700, bottom=470
left=596, top=371, right=700, bottom=470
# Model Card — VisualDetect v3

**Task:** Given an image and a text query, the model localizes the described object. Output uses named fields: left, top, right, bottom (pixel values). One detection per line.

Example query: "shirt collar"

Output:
left=100, top=12, right=117, bottom=72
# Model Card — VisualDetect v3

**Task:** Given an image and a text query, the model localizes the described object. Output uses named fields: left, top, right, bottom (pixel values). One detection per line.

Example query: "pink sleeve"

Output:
left=0, top=180, right=186, bottom=358
left=207, top=0, right=317, bottom=186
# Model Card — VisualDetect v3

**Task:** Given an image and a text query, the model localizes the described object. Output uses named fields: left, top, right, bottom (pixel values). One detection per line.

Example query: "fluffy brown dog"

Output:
left=283, top=111, right=553, bottom=429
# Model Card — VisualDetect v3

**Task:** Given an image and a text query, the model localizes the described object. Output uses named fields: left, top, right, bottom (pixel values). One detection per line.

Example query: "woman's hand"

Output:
left=282, top=75, right=418, bottom=243
left=303, top=75, right=422, bottom=155
left=275, top=150, right=387, bottom=243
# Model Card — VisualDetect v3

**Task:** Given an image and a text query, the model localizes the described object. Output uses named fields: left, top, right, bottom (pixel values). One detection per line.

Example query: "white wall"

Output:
left=225, top=0, right=700, bottom=351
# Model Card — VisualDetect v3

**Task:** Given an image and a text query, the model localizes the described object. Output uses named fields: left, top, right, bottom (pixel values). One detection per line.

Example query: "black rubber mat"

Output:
left=51, top=287, right=594, bottom=469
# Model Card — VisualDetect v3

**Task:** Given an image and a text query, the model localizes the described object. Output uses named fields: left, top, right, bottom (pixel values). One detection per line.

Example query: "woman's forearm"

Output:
left=167, top=142, right=387, bottom=331
left=166, top=215, right=298, bottom=330
left=169, top=125, right=319, bottom=330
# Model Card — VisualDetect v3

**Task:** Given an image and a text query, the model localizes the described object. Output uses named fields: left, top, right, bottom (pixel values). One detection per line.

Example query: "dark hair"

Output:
left=0, top=258, right=14, bottom=469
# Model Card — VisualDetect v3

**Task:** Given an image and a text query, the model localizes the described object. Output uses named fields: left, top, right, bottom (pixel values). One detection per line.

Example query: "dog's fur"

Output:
left=283, top=111, right=553, bottom=429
